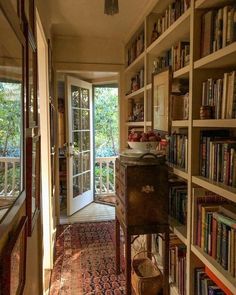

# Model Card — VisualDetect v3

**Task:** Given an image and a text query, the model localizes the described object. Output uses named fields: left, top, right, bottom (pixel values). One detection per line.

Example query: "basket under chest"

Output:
left=115, top=156, right=168, bottom=227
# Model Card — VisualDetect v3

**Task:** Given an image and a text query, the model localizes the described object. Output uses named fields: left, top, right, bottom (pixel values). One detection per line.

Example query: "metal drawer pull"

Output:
left=141, top=185, right=155, bottom=194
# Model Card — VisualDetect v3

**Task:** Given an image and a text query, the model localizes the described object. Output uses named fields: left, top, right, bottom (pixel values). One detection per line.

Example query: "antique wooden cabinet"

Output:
left=115, top=154, right=169, bottom=295
left=115, top=154, right=169, bottom=228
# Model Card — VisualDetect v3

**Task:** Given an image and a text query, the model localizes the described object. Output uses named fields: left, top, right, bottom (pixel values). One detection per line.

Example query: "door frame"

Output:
left=36, top=8, right=54, bottom=285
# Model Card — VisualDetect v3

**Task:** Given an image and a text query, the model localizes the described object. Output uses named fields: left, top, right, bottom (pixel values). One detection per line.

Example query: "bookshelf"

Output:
left=121, top=0, right=236, bottom=294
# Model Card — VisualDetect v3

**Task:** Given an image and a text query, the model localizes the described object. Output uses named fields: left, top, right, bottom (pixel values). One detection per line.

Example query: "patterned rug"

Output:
left=49, top=221, right=126, bottom=295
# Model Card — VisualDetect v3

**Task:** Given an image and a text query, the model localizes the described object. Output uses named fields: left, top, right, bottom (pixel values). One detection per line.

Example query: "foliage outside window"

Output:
left=0, top=10, right=23, bottom=221
left=94, top=87, right=119, bottom=157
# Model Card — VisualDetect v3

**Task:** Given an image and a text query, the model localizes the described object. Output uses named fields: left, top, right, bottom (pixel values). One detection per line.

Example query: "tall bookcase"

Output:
left=121, top=0, right=236, bottom=294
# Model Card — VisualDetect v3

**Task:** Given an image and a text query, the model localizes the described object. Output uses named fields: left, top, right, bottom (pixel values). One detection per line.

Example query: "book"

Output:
left=201, top=10, right=215, bottom=57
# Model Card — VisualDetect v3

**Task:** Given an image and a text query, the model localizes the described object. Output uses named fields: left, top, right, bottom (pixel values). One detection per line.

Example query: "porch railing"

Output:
left=95, top=156, right=117, bottom=196
left=0, top=157, right=20, bottom=197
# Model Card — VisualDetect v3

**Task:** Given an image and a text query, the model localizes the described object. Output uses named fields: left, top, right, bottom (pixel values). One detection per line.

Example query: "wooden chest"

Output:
left=115, top=156, right=169, bottom=227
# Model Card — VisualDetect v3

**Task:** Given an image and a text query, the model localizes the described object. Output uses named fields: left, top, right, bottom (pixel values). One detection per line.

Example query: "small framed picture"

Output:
left=152, top=68, right=172, bottom=135
left=1, top=216, right=27, bottom=295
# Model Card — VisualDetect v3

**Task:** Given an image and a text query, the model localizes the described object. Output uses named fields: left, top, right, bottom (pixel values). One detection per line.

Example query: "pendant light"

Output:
left=104, top=0, right=119, bottom=15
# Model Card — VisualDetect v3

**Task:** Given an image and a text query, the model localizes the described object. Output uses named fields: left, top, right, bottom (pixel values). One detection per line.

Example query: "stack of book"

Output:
left=168, top=133, right=188, bottom=170
left=151, top=0, right=190, bottom=43
left=152, top=41, right=190, bottom=74
left=195, top=268, right=227, bottom=295
left=169, top=182, right=187, bottom=225
left=199, top=130, right=236, bottom=187
left=169, top=235, right=187, bottom=295
left=201, top=71, right=236, bottom=119
left=201, top=5, right=236, bottom=57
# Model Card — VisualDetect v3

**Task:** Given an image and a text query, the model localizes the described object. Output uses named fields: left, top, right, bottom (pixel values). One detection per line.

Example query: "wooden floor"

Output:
left=60, top=202, right=115, bottom=224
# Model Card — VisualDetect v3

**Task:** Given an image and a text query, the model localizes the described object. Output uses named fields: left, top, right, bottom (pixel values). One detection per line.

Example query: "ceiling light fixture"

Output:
left=104, top=0, right=119, bottom=15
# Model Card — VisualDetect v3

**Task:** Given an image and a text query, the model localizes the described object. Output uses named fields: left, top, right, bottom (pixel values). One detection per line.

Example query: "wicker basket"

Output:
left=131, top=251, right=163, bottom=295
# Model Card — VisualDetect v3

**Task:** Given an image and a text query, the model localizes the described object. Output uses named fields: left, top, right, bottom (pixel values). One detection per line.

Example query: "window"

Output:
left=0, top=9, right=24, bottom=221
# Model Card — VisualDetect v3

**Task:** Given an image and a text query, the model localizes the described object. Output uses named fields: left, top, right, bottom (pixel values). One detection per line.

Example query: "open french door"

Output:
left=65, top=76, right=93, bottom=216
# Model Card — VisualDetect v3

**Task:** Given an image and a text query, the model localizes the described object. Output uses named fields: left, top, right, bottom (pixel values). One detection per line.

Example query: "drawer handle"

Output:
left=141, top=185, right=155, bottom=194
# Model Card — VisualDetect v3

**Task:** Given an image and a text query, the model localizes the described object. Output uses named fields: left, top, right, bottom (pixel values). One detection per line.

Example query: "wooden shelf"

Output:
left=125, top=121, right=145, bottom=127
left=122, top=2, right=236, bottom=293
left=125, top=87, right=145, bottom=99
left=173, top=65, right=190, bottom=79
left=172, top=120, right=189, bottom=128
left=124, top=51, right=145, bottom=73
left=146, top=121, right=152, bottom=127
left=195, top=0, right=234, bottom=9
left=191, top=245, right=236, bottom=294
left=169, top=216, right=187, bottom=245
left=168, top=163, right=188, bottom=180
left=193, top=119, right=236, bottom=128
left=194, top=42, right=236, bottom=69
left=192, top=176, right=236, bottom=202
left=147, top=9, right=190, bottom=56
left=170, top=283, right=179, bottom=295
left=146, top=83, right=152, bottom=90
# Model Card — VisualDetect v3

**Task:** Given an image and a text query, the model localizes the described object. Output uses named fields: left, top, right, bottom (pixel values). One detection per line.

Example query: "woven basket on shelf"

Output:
left=131, top=251, right=163, bottom=295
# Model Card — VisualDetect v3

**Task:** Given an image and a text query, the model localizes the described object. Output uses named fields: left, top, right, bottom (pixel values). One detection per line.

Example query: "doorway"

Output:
left=94, top=85, right=119, bottom=206
left=58, top=75, right=119, bottom=223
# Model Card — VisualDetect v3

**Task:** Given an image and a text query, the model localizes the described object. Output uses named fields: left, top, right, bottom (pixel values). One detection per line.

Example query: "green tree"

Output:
left=0, top=82, right=21, bottom=156
left=94, top=87, right=119, bottom=157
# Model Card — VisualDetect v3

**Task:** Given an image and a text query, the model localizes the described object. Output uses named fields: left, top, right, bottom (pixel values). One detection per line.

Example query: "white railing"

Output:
left=95, top=156, right=117, bottom=196
left=0, top=157, right=20, bottom=197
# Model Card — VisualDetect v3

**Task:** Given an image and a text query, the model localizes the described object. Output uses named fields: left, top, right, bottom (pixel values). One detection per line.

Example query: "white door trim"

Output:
left=36, top=8, right=53, bottom=272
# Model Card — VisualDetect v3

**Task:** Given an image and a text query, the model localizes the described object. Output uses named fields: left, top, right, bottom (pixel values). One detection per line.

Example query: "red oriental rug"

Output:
left=49, top=221, right=125, bottom=295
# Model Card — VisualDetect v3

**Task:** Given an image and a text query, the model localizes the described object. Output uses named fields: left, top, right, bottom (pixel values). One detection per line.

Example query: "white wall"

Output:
left=53, top=35, right=124, bottom=65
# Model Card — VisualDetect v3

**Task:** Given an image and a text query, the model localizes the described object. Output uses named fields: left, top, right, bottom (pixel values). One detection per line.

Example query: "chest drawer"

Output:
left=115, top=196, right=125, bottom=222
left=115, top=178, right=126, bottom=203
left=115, top=159, right=126, bottom=185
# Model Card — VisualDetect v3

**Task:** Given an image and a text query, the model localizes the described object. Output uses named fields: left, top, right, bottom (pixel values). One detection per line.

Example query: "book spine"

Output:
left=216, top=221, right=222, bottom=264
left=212, top=217, right=218, bottom=259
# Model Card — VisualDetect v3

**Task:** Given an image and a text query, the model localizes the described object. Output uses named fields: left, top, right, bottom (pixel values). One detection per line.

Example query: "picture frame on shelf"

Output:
left=152, top=68, right=172, bottom=136
left=0, top=216, right=27, bottom=295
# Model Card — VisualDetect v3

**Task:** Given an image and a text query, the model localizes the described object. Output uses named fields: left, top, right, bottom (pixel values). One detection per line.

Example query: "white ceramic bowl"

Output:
left=127, top=141, right=158, bottom=152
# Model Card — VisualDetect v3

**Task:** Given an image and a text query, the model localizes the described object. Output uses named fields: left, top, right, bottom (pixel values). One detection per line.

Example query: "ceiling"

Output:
left=49, top=0, right=152, bottom=41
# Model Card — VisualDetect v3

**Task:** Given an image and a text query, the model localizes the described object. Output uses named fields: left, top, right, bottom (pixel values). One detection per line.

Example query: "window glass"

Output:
left=0, top=10, right=23, bottom=221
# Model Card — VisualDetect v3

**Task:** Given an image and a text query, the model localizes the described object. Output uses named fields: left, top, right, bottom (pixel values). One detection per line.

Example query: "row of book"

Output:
left=169, top=182, right=187, bottom=225
left=194, top=187, right=236, bottom=278
left=201, top=71, right=236, bottom=119
left=152, top=41, right=190, bottom=74
left=201, top=5, right=236, bottom=58
left=168, top=133, right=188, bottom=170
left=126, top=68, right=144, bottom=95
left=195, top=268, right=226, bottom=295
left=150, top=0, right=190, bottom=45
left=199, top=130, right=236, bottom=187
left=126, top=31, right=144, bottom=66
left=169, top=235, right=186, bottom=295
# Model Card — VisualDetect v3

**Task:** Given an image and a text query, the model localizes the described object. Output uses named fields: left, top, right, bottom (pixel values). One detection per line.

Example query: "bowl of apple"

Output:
left=128, top=131, right=161, bottom=152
